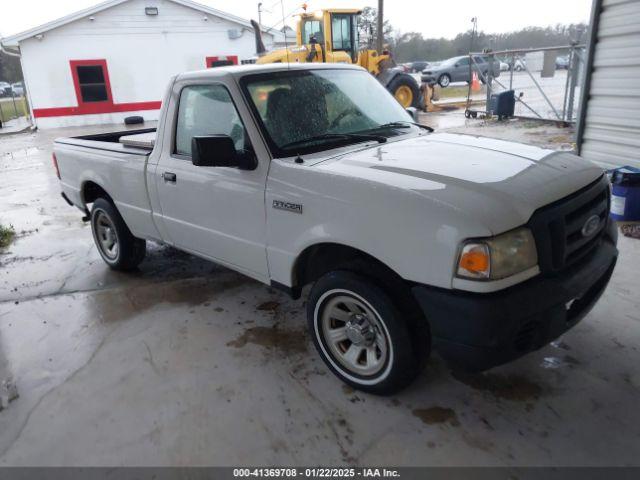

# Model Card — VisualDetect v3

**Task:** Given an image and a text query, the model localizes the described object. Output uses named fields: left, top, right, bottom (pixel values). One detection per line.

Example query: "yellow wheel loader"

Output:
left=250, top=9, right=428, bottom=110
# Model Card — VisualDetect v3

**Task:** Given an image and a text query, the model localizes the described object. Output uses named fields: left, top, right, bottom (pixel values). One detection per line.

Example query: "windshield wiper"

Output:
left=280, top=133, right=387, bottom=150
left=374, top=121, right=435, bottom=132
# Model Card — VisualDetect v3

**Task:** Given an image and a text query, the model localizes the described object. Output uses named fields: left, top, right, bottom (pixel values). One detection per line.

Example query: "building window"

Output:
left=206, top=56, right=238, bottom=68
left=70, top=60, right=112, bottom=106
left=76, top=65, right=108, bottom=102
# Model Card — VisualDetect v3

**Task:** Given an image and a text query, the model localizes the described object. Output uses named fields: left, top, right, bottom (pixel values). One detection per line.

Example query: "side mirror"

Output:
left=406, top=107, right=418, bottom=122
left=191, top=135, right=256, bottom=170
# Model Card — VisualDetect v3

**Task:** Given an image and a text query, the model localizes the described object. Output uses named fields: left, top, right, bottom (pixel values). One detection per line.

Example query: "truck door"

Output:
left=154, top=82, right=269, bottom=281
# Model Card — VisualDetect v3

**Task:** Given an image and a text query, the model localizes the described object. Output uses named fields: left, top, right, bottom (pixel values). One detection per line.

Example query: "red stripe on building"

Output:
left=33, top=59, right=161, bottom=118
left=33, top=101, right=162, bottom=118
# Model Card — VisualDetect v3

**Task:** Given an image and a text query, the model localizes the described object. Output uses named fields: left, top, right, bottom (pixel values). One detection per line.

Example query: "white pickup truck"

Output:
left=54, top=63, right=618, bottom=394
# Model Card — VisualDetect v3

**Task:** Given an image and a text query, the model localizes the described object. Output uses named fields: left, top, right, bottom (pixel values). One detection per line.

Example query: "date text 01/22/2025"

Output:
left=232, top=468, right=400, bottom=478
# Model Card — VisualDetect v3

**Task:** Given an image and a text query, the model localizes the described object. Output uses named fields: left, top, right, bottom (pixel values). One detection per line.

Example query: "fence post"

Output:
left=11, top=93, right=19, bottom=119
left=566, top=45, right=581, bottom=122
left=486, top=53, right=494, bottom=113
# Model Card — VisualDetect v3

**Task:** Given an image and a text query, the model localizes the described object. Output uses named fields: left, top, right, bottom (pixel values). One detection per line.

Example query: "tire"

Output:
left=387, top=74, right=421, bottom=109
left=307, top=271, right=427, bottom=395
left=124, top=115, right=144, bottom=125
left=90, top=198, right=146, bottom=271
left=438, top=74, right=451, bottom=88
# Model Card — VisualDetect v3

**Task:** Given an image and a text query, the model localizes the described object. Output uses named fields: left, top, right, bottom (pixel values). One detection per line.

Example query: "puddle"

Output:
left=227, top=325, right=307, bottom=355
left=256, top=301, right=280, bottom=312
left=89, top=275, right=247, bottom=323
left=453, top=371, right=543, bottom=401
left=550, top=340, right=571, bottom=351
left=541, top=355, right=581, bottom=370
left=413, top=406, right=459, bottom=426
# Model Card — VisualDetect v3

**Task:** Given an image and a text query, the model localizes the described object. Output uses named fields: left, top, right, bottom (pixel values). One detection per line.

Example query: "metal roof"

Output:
left=1, top=0, right=274, bottom=47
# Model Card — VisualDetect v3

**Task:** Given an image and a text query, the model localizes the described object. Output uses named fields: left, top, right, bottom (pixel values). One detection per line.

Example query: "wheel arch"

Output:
left=289, top=242, right=421, bottom=312
left=81, top=180, right=113, bottom=207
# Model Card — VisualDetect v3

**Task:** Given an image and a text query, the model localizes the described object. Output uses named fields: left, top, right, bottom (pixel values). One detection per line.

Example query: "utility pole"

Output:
left=258, top=2, right=263, bottom=30
left=376, top=0, right=384, bottom=53
left=469, top=17, right=478, bottom=53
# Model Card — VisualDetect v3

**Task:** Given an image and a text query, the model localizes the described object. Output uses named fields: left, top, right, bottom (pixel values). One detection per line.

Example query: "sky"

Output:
left=1, top=0, right=592, bottom=39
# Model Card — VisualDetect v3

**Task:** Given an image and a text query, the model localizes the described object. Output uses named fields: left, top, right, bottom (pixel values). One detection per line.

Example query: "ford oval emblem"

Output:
left=581, top=215, right=600, bottom=237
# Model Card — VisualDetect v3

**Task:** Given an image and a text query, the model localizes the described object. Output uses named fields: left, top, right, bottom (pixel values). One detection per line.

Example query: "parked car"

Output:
left=409, top=60, right=429, bottom=73
left=556, top=55, right=570, bottom=69
left=421, top=55, right=500, bottom=87
left=499, top=61, right=510, bottom=71
left=11, top=82, right=24, bottom=96
left=0, top=82, right=12, bottom=97
left=54, top=63, right=618, bottom=394
left=503, top=57, right=527, bottom=72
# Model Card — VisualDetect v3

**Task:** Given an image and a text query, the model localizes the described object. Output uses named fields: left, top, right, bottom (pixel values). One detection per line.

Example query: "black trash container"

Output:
left=489, top=90, right=515, bottom=119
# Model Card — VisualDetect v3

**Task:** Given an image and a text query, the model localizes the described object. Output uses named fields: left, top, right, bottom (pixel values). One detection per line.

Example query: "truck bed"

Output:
left=54, top=127, right=157, bottom=155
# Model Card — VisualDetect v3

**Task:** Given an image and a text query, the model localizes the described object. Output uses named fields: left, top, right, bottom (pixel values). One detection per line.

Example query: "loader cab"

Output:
left=329, top=12, right=359, bottom=62
left=298, top=9, right=360, bottom=63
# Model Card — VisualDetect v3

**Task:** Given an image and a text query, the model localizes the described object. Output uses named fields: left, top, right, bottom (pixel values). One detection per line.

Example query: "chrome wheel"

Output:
left=94, top=210, right=119, bottom=261
left=320, top=293, right=389, bottom=377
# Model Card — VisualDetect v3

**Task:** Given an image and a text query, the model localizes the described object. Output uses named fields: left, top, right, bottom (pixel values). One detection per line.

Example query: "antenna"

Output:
left=281, top=0, right=291, bottom=66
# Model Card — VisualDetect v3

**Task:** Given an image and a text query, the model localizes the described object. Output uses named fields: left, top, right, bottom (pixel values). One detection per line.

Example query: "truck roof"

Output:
left=177, top=62, right=364, bottom=82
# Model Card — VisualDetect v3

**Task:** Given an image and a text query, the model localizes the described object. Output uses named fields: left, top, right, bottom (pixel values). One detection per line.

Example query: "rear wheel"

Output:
left=90, top=198, right=146, bottom=271
left=307, top=271, right=427, bottom=395
left=388, top=74, right=420, bottom=109
left=438, top=74, right=451, bottom=88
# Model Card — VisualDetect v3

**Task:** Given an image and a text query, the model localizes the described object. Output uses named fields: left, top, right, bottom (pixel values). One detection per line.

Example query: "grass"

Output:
left=0, top=97, right=29, bottom=122
left=0, top=224, right=15, bottom=250
left=436, top=85, right=487, bottom=100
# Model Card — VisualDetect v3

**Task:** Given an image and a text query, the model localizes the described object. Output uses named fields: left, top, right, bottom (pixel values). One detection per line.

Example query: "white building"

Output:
left=0, top=0, right=278, bottom=129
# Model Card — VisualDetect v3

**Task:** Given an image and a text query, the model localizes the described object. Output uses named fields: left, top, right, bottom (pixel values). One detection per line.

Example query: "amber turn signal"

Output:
left=457, top=243, right=490, bottom=279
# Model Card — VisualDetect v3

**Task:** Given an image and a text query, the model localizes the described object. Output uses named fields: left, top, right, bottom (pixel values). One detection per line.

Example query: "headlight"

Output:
left=457, top=227, right=538, bottom=280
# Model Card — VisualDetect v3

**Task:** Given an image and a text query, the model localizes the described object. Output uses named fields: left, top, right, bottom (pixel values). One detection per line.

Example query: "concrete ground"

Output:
left=1, top=114, right=639, bottom=466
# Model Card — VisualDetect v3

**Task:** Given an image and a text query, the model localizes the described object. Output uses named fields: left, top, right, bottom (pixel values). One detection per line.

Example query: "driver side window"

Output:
left=175, top=84, right=247, bottom=157
left=302, top=20, right=323, bottom=43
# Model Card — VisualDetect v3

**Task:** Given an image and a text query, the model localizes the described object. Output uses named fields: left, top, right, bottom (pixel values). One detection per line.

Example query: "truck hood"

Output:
left=314, top=133, right=604, bottom=235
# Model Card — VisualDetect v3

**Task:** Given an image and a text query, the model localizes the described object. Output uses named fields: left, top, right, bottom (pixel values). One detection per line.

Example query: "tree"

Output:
left=358, top=7, right=393, bottom=49
left=391, top=23, right=589, bottom=62
left=0, top=52, right=23, bottom=83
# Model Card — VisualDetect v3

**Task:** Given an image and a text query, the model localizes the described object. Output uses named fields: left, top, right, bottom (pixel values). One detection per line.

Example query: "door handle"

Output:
left=162, top=172, right=177, bottom=183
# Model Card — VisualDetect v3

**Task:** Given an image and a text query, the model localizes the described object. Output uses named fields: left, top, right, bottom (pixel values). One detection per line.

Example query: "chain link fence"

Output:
left=464, top=45, right=586, bottom=123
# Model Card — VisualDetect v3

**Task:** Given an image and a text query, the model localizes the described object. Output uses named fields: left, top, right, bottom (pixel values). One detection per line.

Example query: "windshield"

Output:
left=241, top=69, right=416, bottom=156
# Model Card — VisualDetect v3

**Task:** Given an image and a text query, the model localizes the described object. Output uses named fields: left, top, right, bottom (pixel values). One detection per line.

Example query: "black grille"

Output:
left=528, top=176, right=610, bottom=275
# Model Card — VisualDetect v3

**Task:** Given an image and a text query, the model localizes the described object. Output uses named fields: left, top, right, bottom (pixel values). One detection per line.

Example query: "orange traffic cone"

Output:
left=471, top=71, right=481, bottom=92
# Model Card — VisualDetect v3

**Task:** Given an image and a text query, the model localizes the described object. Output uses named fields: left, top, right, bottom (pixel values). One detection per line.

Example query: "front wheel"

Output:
left=387, top=74, right=421, bottom=109
left=438, top=74, right=451, bottom=88
left=90, top=198, right=146, bottom=271
left=307, top=271, right=426, bottom=395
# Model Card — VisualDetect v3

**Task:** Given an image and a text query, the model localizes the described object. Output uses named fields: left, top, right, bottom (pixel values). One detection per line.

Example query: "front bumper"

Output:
left=411, top=229, right=618, bottom=372
left=421, top=74, right=437, bottom=84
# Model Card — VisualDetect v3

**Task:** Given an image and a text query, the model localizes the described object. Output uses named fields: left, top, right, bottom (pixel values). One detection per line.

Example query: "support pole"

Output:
left=376, top=0, right=384, bottom=53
